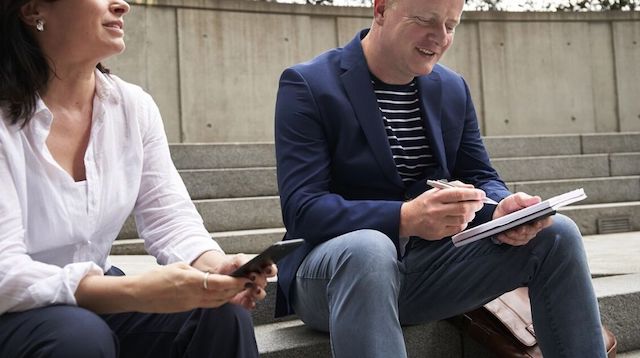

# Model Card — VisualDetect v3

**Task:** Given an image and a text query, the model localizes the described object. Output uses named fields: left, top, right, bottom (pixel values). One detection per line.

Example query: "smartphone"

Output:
left=230, top=239, right=305, bottom=277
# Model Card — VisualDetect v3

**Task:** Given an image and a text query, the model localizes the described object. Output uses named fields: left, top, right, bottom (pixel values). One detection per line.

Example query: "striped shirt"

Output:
left=372, top=76, right=437, bottom=185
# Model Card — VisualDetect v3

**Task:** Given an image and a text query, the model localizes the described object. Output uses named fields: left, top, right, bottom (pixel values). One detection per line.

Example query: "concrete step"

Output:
left=561, top=201, right=640, bottom=235
left=612, top=153, right=640, bottom=176
left=508, top=176, right=640, bottom=205
left=166, top=133, right=640, bottom=170
left=593, top=273, right=640, bottom=353
left=619, top=350, right=640, bottom=357
left=493, top=153, right=640, bottom=182
left=111, top=228, right=285, bottom=255
left=483, top=134, right=582, bottom=158
left=178, top=162, right=638, bottom=201
left=170, top=143, right=275, bottom=170
left=116, top=197, right=639, bottom=241
left=583, top=231, right=640, bottom=277
left=580, top=132, right=640, bottom=154
left=117, top=196, right=283, bottom=239
left=178, top=169, right=639, bottom=204
left=255, top=319, right=473, bottom=358
left=180, top=168, right=278, bottom=200
left=115, top=199, right=640, bottom=252
left=483, top=132, right=640, bottom=158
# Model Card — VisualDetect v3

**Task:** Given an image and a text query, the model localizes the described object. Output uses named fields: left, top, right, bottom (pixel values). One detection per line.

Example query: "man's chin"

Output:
left=414, top=65, right=435, bottom=77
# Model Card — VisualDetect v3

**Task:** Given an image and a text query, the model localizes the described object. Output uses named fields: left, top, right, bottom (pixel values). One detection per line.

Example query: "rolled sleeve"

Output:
left=132, top=92, right=223, bottom=265
left=25, top=262, right=103, bottom=311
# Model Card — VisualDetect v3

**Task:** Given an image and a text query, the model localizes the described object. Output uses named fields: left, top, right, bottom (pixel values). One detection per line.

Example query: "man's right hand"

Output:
left=399, top=185, right=486, bottom=240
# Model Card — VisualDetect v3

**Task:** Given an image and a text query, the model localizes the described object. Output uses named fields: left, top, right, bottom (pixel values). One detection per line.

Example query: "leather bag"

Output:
left=453, top=287, right=617, bottom=357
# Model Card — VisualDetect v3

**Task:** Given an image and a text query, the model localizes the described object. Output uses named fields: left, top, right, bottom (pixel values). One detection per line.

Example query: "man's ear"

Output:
left=372, top=0, right=388, bottom=26
left=19, top=0, right=44, bottom=27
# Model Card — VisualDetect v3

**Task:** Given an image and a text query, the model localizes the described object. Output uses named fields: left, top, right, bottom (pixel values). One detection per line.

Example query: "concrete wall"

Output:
left=104, top=0, right=640, bottom=142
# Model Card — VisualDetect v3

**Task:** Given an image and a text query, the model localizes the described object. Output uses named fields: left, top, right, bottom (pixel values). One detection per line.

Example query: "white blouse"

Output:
left=0, top=71, right=222, bottom=313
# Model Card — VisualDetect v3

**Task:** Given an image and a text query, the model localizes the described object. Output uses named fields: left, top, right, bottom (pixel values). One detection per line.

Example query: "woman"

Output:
left=0, top=0, right=275, bottom=357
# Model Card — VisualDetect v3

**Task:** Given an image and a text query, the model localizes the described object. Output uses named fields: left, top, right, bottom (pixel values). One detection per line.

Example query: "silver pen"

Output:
left=426, top=179, right=499, bottom=205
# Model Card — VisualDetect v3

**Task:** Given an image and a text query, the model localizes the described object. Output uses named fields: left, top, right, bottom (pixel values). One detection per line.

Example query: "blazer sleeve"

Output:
left=275, top=68, right=403, bottom=247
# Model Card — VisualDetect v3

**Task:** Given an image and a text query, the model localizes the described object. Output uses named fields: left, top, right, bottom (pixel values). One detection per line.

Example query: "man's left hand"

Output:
left=492, top=192, right=553, bottom=246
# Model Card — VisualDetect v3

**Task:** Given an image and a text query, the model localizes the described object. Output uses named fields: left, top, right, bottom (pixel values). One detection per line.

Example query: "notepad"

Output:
left=451, top=188, right=587, bottom=247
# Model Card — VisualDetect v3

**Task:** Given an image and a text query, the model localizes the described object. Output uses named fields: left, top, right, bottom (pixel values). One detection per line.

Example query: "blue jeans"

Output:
left=292, top=214, right=606, bottom=357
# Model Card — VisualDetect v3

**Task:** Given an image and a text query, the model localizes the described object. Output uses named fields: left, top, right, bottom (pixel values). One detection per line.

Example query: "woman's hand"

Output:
left=75, top=262, right=251, bottom=314
left=128, top=262, right=251, bottom=313
left=77, top=251, right=278, bottom=314
left=192, top=251, right=277, bottom=310
left=222, top=254, right=277, bottom=310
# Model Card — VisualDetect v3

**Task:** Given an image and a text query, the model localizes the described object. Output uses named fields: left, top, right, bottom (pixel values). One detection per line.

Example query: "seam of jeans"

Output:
left=534, top=234, right=569, bottom=358
left=542, top=283, right=568, bottom=358
left=326, top=290, right=338, bottom=358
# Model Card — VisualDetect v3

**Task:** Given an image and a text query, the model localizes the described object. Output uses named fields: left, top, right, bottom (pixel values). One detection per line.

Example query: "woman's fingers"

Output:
left=135, top=260, right=274, bottom=312
left=262, top=263, right=277, bottom=277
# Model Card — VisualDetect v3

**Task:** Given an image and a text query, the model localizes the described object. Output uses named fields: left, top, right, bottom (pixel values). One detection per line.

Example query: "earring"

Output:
left=36, top=19, right=44, bottom=32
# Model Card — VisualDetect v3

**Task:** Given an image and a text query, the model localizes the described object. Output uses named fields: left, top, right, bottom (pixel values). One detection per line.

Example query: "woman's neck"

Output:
left=40, top=63, right=96, bottom=112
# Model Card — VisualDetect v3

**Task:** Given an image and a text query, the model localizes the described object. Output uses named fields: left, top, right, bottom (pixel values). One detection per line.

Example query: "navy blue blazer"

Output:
left=273, top=30, right=511, bottom=317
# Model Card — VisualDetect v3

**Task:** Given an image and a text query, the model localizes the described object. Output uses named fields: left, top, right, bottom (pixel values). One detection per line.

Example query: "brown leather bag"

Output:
left=453, top=287, right=617, bottom=357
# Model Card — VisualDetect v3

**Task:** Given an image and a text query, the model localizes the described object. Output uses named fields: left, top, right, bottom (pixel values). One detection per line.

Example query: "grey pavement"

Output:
left=583, top=231, right=640, bottom=277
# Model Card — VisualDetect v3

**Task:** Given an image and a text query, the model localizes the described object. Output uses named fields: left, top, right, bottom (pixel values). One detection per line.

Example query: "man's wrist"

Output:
left=399, top=201, right=413, bottom=238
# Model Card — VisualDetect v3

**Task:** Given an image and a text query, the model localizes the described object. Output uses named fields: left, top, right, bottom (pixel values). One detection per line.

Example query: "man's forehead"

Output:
left=397, top=0, right=464, bottom=18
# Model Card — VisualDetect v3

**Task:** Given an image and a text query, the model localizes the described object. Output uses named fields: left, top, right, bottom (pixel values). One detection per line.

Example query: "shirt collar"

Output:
left=26, top=68, right=120, bottom=150
left=94, top=69, right=121, bottom=105
left=30, top=68, right=119, bottom=117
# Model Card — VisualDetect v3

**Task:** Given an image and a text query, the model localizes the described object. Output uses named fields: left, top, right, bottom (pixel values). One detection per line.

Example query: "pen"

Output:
left=426, top=179, right=499, bottom=205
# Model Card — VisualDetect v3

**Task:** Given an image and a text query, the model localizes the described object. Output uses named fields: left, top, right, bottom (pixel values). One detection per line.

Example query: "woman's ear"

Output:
left=19, top=0, right=44, bottom=28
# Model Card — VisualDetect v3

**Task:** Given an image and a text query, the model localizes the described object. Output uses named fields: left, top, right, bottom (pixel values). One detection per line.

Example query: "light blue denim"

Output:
left=292, top=214, right=606, bottom=358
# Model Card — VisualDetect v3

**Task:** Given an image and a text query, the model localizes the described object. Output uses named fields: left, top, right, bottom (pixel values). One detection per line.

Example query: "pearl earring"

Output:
left=36, top=19, right=44, bottom=32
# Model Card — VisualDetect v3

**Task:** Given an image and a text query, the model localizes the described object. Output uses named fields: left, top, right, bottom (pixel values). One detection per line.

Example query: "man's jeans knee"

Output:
left=293, top=229, right=407, bottom=357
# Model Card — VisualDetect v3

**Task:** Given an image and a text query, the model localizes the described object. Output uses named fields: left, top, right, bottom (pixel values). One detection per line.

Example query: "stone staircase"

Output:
left=110, top=132, right=640, bottom=356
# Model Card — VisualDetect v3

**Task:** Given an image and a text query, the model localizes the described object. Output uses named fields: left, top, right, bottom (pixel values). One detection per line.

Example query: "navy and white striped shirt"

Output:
left=372, top=76, right=437, bottom=185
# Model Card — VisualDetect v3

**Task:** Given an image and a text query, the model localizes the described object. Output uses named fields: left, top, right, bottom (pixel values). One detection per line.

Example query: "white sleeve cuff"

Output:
left=26, top=262, right=103, bottom=310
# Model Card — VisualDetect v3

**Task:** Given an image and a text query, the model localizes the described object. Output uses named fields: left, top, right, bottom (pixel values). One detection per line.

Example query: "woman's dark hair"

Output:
left=0, top=0, right=109, bottom=127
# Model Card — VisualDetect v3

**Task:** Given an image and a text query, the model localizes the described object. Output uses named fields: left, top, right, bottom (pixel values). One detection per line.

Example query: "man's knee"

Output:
left=335, top=229, right=398, bottom=270
left=535, top=214, right=587, bottom=263
left=548, top=214, right=581, bottom=237
left=33, top=306, right=117, bottom=357
left=326, top=229, right=401, bottom=293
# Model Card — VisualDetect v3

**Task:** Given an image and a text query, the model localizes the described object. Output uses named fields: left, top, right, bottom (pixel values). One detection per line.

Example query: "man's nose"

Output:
left=428, top=24, right=448, bottom=47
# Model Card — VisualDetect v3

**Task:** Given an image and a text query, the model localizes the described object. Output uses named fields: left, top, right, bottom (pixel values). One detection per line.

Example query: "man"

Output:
left=273, top=0, right=606, bottom=356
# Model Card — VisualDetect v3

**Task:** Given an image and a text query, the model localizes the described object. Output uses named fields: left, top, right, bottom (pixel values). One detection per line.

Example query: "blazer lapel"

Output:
left=339, top=33, right=404, bottom=188
left=416, top=72, right=448, bottom=175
